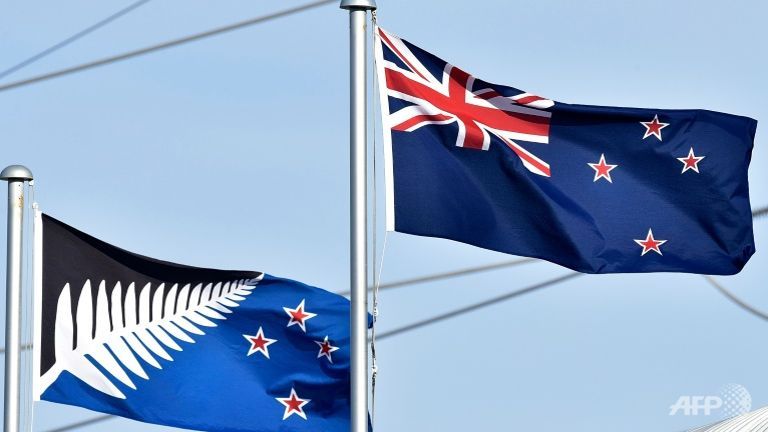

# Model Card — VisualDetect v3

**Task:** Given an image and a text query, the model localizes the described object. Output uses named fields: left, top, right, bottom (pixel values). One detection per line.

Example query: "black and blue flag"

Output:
left=34, top=213, right=359, bottom=431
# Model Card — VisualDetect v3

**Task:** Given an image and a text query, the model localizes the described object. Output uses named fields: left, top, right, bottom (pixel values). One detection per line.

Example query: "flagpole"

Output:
left=1, top=165, right=33, bottom=432
left=340, top=1, right=376, bottom=431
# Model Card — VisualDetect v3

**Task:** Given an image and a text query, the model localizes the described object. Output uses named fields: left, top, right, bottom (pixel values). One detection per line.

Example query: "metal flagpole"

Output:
left=339, top=1, right=376, bottom=431
left=1, top=165, right=33, bottom=432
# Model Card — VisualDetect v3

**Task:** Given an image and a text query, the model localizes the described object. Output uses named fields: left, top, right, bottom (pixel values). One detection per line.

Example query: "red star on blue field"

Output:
left=677, top=147, right=706, bottom=173
left=588, top=153, right=618, bottom=183
left=634, top=229, right=667, bottom=256
left=242, top=327, right=277, bottom=359
left=315, top=336, right=340, bottom=363
left=283, top=299, right=317, bottom=332
left=276, top=388, right=310, bottom=420
left=640, top=114, right=669, bottom=141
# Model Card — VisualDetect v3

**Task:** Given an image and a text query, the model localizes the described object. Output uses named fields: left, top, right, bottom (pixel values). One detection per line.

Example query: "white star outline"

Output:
left=242, top=326, right=277, bottom=359
left=640, top=114, right=670, bottom=141
left=634, top=228, right=668, bottom=256
left=587, top=153, right=619, bottom=183
left=677, top=147, right=706, bottom=173
left=314, top=336, right=340, bottom=363
left=283, top=299, right=317, bottom=333
left=276, top=387, right=311, bottom=420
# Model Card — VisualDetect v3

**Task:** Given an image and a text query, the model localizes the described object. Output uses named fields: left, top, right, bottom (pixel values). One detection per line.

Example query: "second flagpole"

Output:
left=340, top=0, right=376, bottom=431
left=1, top=165, right=34, bottom=432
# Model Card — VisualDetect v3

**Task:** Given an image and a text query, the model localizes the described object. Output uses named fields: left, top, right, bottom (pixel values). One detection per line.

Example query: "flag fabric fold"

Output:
left=374, top=26, right=757, bottom=275
left=33, top=212, right=362, bottom=432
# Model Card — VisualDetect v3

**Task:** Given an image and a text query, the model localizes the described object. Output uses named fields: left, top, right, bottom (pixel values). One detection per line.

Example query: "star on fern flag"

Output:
left=33, top=212, right=366, bottom=432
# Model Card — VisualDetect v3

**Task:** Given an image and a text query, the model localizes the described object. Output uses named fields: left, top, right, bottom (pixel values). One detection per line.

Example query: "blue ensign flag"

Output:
left=374, top=27, right=757, bottom=275
left=34, top=213, right=365, bottom=432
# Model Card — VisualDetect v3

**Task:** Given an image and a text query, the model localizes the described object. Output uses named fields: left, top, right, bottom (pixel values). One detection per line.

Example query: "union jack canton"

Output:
left=377, top=27, right=553, bottom=177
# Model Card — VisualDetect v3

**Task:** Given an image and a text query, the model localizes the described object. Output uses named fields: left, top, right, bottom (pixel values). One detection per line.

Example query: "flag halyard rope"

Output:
left=369, top=9, right=383, bottom=427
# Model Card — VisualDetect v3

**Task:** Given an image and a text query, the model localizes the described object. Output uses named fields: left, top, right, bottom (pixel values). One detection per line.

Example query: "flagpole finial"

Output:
left=339, top=0, right=376, bottom=10
left=0, top=165, right=33, bottom=181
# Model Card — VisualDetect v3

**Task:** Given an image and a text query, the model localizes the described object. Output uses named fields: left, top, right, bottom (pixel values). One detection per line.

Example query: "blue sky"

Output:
left=1, top=0, right=766, bottom=431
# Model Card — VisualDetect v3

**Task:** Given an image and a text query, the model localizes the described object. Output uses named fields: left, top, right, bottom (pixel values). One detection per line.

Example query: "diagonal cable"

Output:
left=0, top=0, right=336, bottom=93
left=377, top=272, right=582, bottom=340
left=704, top=275, right=768, bottom=322
left=44, top=415, right=113, bottom=432
left=337, top=257, right=537, bottom=296
left=0, top=0, right=152, bottom=80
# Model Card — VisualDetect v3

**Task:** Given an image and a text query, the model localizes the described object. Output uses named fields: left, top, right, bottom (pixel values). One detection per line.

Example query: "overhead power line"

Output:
left=0, top=0, right=152, bottom=80
left=337, top=257, right=537, bottom=296
left=45, top=415, right=113, bottom=432
left=377, top=272, right=582, bottom=340
left=375, top=258, right=536, bottom=290
left=0, top=0, right=336, bottom=93
left=705, top=276, right=768, bottom=322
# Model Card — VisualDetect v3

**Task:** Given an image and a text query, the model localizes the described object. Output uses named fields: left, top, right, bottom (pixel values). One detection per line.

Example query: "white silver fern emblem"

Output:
left=39, top=276, right=263, bottom=399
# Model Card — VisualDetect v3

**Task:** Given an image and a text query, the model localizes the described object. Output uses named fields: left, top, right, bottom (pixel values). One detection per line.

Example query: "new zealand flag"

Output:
left=33, top=212, right=362, bottom=431
left=374, top=27, right=757, bottom=275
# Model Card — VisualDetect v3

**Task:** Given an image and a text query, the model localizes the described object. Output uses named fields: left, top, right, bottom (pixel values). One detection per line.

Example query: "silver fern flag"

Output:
left=33, top=213, right=363, bottom=432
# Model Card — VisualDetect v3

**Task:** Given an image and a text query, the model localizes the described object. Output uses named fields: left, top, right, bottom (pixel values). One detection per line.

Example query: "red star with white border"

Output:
left=634, top=229, right=667, bottom=256
left=588, top=154, right=618, bottom=183
left=276, top=388, right=310, bottom=420
left=677, top=147, right=705, bottom=173
left=315, top=336, right=340, bottom=363
left=640, top=115, right=669, bottom=141
left=242, top=326, right=277, bottom=358
left=283, top=299, right=317, bottom=332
